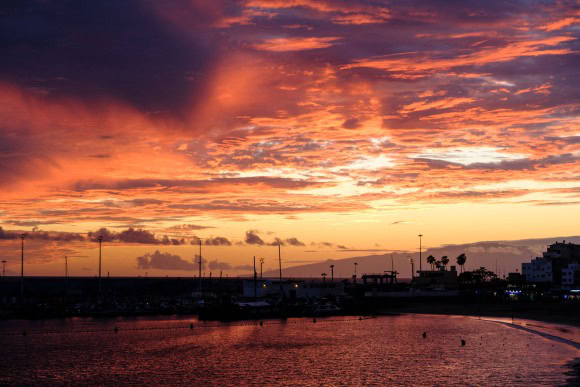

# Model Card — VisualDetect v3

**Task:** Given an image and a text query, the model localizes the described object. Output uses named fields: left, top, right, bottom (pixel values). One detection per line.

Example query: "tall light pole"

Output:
left=98, top=235, right=103, bottom=296
left=418, top=234, right=423, bottom=273
left=198, top=238, right=202, bottom=292
left=253, top=256, right=257, bottom=299
left=20, top=234, right=26, bottom=301
left=259, top=257, right=264, bottom=278
left=278, top=242, right=283, bottom=296
left=330, top=264, right=334, bottom=283
left=408, top=256, right=414, bottom=280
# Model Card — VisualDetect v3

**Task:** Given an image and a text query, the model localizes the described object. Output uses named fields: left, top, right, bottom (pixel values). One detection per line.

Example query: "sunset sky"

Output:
left=0, top=0, right=579, bottom=277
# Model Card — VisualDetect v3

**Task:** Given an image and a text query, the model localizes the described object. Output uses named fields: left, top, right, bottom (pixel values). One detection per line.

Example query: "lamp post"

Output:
left=408, top=256, right=414, bottom=280
left=418, top=234, right=423, bottom=273
left=253, top=256, right=257, bottom=299
left=260, top=258, right=264, bottom=278
left=198, top=238, right=202, bottom=293
left=330, top=264, right=334, bottom=283
left=97, top=235, right=103, bottom=296
left=278, top=242, right=283, bottom=295
left=20, top=234, right=26, bottom=301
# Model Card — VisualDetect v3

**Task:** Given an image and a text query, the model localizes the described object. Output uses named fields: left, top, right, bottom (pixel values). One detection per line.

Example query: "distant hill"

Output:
left=261, top=236, right=580, bottom=279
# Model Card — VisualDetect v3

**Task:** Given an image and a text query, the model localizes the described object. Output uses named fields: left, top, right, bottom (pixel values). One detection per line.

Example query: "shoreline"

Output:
left=382, top=310, right=580, bottom=386
left=380, top=301, right=580, bottom=328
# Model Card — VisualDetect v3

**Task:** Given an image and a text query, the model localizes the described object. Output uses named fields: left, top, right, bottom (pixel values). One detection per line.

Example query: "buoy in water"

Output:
left=259, top=321, right=264, bottom=326
left=461, top=339, right=466, bottom=346
left=422, top=332, right=427, bottom=339
left=189, top=323, right=194, bottom=330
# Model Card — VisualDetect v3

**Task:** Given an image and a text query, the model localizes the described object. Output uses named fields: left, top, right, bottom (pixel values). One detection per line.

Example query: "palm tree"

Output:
left=441, top=256, right=449, bottom=270
left=456, top=253, right=467, bottom=273
left=426, top=255, right=436, bottom=270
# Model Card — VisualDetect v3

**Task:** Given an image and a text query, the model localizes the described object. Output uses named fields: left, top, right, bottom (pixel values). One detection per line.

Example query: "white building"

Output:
left=562, top=263, right=580, bottom=289
left=522, top=258, right=552, bottom=283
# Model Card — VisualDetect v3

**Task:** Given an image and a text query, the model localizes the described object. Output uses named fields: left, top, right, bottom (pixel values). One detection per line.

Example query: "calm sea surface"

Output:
left=0, top=314, right=577, bottom=385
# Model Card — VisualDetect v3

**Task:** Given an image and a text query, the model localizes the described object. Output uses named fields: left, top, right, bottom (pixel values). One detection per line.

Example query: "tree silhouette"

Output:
left=426, top=255, right=436, bottom=270
left=441, top=255, right=449, bottom=270
left=456, top=253, right=467, bottom=273
left=321, top=273, right=327, bottom=282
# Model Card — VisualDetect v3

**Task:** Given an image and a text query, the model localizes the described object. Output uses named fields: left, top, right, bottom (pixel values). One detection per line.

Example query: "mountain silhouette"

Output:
left=260, top=236, right=580, bottom=279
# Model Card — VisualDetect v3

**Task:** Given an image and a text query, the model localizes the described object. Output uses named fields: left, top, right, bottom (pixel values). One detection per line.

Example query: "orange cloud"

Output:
left=345, top=36, right=575, bottom=74
left=252, top=36, right=341, bottom=51
left=539, top=17, right=578, bottom=31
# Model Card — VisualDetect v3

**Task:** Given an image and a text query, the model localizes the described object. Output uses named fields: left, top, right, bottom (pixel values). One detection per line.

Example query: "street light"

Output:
left=197, top=238, right=202, bottom=292
left=97, top=235, right=103, bottom=296
left=330, top=264, right=335, bottom=283
left=418, top=234, right=423, bottom=273
left=408, top=256, right=414, bottom=280
left=260, top=257, right=264, bottom=278
left=20, top=234, right=26, bottom=301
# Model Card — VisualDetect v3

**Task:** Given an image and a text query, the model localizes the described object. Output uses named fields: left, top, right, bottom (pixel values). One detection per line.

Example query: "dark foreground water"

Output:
left=0, top=314, right=577, bottom=385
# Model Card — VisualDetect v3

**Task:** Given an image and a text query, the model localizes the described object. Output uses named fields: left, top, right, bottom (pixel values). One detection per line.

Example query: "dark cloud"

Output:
left=284, top=237, right=305, bottom=246
left=88, top=227, right=187, bottom=245
left=0, top=227, right=84, bottom=241
left=313, top=241, right=349, bottom=249
left=136, top=250, right=197, bottom=271
left=204, top=236, right=232, bottom=246
left=208, top=260, right=231, bottom=270
left=160, top=236, right=187, bottom=245
left=545, top=135, right=580, bottom=145
left=170, top=224, right=215, bottom=231
left=0, top=0, right=218, bottom=117
left=245, top=230, right=264, bottom=245
left=3, top=220, right=46, bottom=227
left=127, top=198, right=163, bottom=206
left=268, top=236, right=305, bottom=246
left=415, top=153, right=580, bottom=172
left=72, top=177, right=325, bottom=191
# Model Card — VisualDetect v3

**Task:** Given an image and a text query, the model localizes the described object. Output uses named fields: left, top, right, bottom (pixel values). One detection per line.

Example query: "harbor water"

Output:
left=0, top=314, right=577, bottom=385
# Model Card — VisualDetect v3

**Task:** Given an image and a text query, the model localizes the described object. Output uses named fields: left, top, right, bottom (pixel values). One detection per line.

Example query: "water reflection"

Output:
left=0, top=315, right=576, bottom=385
